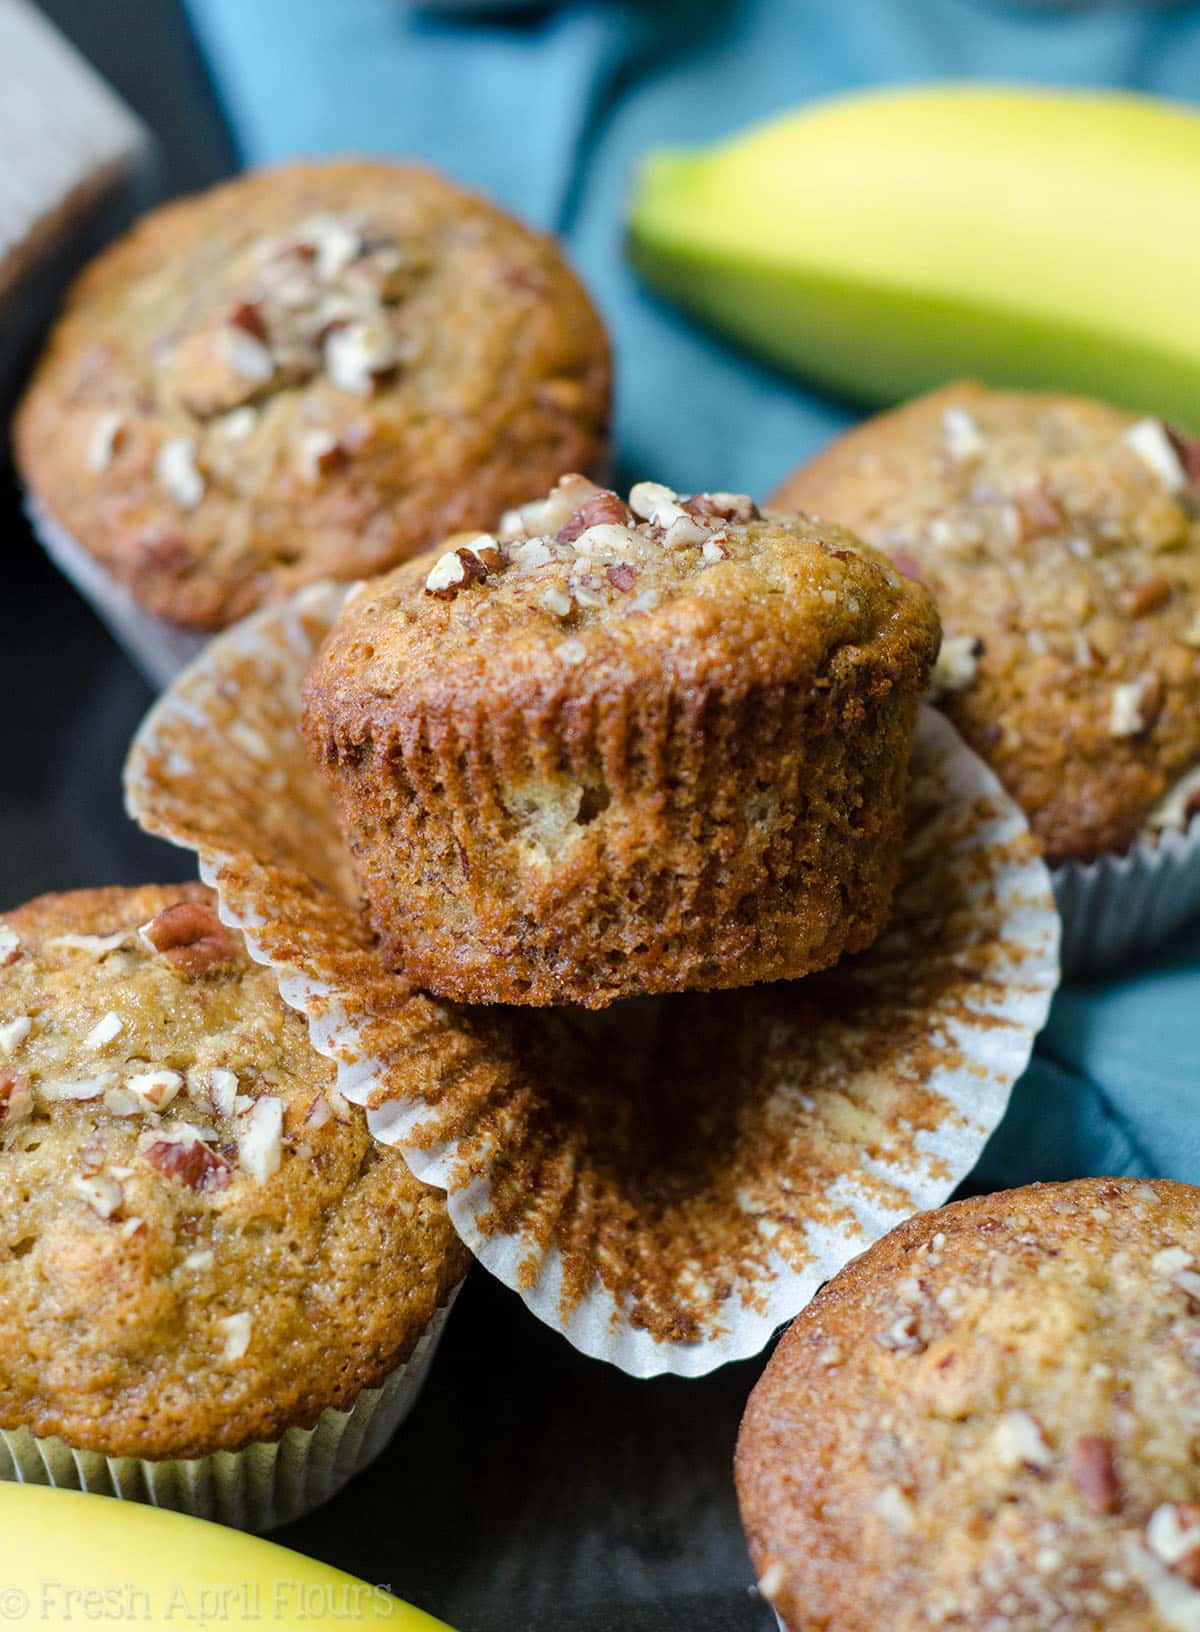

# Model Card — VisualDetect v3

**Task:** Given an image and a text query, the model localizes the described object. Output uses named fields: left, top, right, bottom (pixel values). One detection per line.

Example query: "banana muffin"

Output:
left=772, top=383, right=1200, bottom=864
left=0, top=884, right=467, bottom=1502
left=302, top=476, right=940, bottom=1008
left=14, top=159, right=610, bottom=632
left=736, top=1178, right=1200, bottom=1632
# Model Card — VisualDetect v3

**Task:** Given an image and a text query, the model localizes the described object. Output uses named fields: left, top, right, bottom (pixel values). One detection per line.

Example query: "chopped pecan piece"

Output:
left=455, top=546, right=492, bottom=586
left=0, top=1070, right=32, bottom=1127
left=992, top=1409, right=1052, bottom=1471
left=425, top=545, right=494, bottom=600
left=875, top=1312, right=926, bottom=1354
left=606, top=562, right=636, bottom=592
left=296, top=428, right=347, bottom=481
left=1165, top=423, right=1200, bottom=489
left=557, top=490, right=632, bottom=544
left=1015, top=484, right=1065, bottom=540
left=425, top=550, right=467, bottom=597
left=1070, top=1435, right=1120, bottom=1513
left=139, top=901, right=235, bottom=976
left=681, top=492, right=758, bottom=524
left=1117, top=577, right=1173, bottom=618
left=1110, top=674, right=1163, bottom=739
left=142, top=1136, right=230, bottom=1192
left=136, top=528, right=195, bottom=574
left=1148, top=1502, right=1200, bottom=1587
left=891, top=550, right=923, bottom=583
left=228, top=301, right=268, bottom=341
left=468, top=536, right=503, bottom=573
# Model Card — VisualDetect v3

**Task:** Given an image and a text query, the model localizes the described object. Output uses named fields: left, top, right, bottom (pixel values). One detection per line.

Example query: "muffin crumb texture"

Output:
left=736, top=1178, right=1200, bottom=1632
left=772, top=384, right=1200, bottom=862
left=15, top=161, right=610, bottom=630
left=0, top=884, right=466, bottom=1458
left=303, top=476, right=940, bottom=1007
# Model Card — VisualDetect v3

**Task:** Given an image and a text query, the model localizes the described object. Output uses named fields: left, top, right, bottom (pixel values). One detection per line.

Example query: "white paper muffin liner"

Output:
left=124, top=583, right=1059, bottom=1378
left=1052, top=820, right=1200, bottom=975
left=26, top=496, right=207, bottom=689
left=0, top=1290, right=456, bottom=1532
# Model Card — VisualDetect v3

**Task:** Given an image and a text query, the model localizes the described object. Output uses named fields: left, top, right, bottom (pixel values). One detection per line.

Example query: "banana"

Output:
left=0, top=1482, right=453, bottom=1629
left=628, top=85, right=1200, bottom=426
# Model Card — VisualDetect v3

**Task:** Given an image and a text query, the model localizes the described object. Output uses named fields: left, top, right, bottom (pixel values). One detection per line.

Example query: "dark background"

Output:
left=2, top=5, right=772, bottom=1626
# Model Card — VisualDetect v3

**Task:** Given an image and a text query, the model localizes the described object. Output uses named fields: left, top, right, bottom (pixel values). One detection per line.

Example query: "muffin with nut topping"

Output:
left=736, top=1177, right=1200, bottom=1632
left=302, top=475, right=939, bottom=1008
left=772, top=382, right=1200, bottom=865
left=0, top=883, right=467, bottom=1528
left=14, top=159, right=610, bottom=634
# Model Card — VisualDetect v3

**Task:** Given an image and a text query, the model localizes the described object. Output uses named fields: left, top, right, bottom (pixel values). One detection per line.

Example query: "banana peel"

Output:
left=0, top=1482, right=454, bottom=1629
left=628, top=85, right=1200, bottom=426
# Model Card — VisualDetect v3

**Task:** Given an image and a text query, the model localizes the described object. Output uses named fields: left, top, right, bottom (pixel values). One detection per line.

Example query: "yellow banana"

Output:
left=628, top=85, right=1200, bottom=426
left=0, top=1482, right=453, bottom=1629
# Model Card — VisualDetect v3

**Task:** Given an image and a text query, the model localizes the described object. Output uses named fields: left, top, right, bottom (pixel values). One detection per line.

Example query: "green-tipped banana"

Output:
left=629, top=85, right=1200, bottom=426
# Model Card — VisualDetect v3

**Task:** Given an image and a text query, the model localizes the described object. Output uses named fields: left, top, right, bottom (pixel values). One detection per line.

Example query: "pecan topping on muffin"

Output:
left=422, top=477, right=757, bottom=607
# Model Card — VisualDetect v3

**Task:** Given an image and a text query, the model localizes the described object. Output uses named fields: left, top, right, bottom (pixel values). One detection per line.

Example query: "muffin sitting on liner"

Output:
left=772, top=382, right=1200, bottom=866
left=737, top=1177, right=1200, bottom=1632
left=14, top=159, right=611, bottom=633
left=0, top=884, right=467, bottom=1528
left=303, top=475, right=940, bottom=1008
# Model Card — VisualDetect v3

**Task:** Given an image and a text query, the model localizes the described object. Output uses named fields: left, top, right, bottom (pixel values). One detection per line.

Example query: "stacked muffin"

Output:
left=301, top=473, right=940, bottom=1008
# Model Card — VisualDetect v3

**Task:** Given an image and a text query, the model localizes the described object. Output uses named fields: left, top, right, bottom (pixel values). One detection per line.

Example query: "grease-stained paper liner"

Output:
left=1052, top=822, right=1200, bottom=975
left=0, top=1291, right=456, bottom=1531
left=125, top=584, right=1059, bottom=1378
left=27, top=496, right=207, bottom=689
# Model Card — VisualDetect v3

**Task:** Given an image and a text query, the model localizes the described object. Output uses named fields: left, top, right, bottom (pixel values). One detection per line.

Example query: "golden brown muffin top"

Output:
left=736, top=1178, right=1200, bottom=1632
left=14, top=159, right=610, bottom=631
left=304, top=475, right=939, bottom=728
left=0, top=885, right=466, bottom=1458
left=772, top=383, right=1200, bottom=863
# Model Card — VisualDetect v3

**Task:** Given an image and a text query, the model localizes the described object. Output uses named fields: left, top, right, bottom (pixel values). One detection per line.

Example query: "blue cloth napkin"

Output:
left=184, top=0, right=1200, bottom=1187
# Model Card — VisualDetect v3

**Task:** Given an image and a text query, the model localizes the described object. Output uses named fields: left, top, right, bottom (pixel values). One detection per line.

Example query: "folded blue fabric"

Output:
left=184, top=0, right=1200, bottom=1187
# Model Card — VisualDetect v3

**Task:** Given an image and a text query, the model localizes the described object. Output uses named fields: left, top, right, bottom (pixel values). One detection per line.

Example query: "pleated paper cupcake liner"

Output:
left=0, top=1289, right=457, bottom=1532
left=1052, top=820, right=1200, bottom=975
left=124, top=584, right=1060, bottom=1378
left=26, top=495, right=207, bottom=689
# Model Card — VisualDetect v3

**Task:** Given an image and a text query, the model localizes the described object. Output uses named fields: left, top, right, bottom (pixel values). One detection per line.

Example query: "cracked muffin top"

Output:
left=737, top=1178, right=1200, bottom=1632
left=304, top=474, right=939, bottom=715
left=14, top=160, right=611, bottom=631
left=0, top=884, right=467, bottom=1458
left=772, top=383, right=1200, bottom=863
